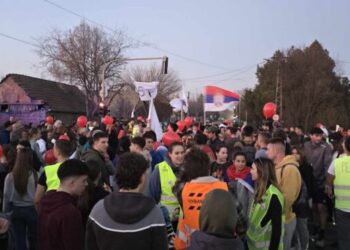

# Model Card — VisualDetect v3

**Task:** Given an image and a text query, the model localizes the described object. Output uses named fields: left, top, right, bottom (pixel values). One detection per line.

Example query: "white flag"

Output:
left=181, top=86, right=188, bottom=113
left=135, top=81, right=159, bottom=101
left=148, top=99, right=163, bottom=142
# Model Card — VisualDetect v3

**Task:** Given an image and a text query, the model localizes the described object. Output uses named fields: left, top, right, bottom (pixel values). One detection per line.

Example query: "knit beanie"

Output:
left=199, top=189, right=237, bottom=238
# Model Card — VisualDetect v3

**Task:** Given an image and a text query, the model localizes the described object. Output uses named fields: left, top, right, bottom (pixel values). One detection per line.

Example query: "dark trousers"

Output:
left=12, top=206, right=37, bottom=250
left=335, top=208, right=350, bottom=250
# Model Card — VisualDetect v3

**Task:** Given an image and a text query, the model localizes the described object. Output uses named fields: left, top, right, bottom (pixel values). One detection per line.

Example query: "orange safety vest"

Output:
left=174, top=180, right=228, bottom=249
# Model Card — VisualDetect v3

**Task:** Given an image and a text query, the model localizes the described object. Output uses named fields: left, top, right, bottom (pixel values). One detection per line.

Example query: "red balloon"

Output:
left=44, top=149, right=57, bottom=165
left=46, top=116, right=54, bottom=125
left=184, top=117, right=193, bottom=127
left=103, top=115, right=113, bottom=125
left=263, top=102, right=276, bottom=119
left=177, top=120, right=186, bottom=132
left=162, top=132, right=181, bottom=147
left=77, top=116, right=87, bottom=128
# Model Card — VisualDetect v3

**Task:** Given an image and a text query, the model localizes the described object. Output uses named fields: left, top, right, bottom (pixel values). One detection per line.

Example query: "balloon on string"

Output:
left=46, top=116, right=54, bottom=125
left=263, top=102, right=276, bottom=119
left=176, top=120, right=186, bottom=132
left=103, top=115, right=113, bottom=125
left=77, top=116, right=88, bottom=128
left=184, top=117, right=193, bottom=127
left=162, top=132, right=181, bottom=147
left=167, top=124, right=174, bottom=132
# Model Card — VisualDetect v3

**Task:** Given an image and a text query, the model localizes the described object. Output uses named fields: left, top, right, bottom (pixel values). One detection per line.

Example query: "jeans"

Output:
left=295, top=218, right=309, bottom=250
left=284, top=218, right=296, bottom=250
left=335, top=209, right=350, bottom=250
left=11, top=206, right=37, bottom=250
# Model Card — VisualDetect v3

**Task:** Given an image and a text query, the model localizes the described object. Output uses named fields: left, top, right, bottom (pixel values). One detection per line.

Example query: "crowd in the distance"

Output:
left=0, top=116, right=349, bottom=250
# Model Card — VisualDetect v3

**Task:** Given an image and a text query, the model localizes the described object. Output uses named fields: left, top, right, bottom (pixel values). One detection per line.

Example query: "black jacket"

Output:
left=187, top=231, right=244, bottom=250
left=85, top=192, right=168, bottom=250
left=81, top=149, right=114, bottom=186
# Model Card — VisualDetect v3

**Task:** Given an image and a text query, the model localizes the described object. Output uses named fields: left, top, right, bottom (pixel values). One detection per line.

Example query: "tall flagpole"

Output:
left=203, top=92, right=206, bottom=125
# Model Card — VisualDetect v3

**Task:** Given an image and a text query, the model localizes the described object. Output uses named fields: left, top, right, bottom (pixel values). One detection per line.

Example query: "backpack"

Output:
left=241, top=141, right=256, bottom=167
left=281, top=163, right=308, bottom=206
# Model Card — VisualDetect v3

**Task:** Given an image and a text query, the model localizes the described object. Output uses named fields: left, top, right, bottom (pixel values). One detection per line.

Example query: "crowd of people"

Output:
left=0, top=116, right=349, bottom=250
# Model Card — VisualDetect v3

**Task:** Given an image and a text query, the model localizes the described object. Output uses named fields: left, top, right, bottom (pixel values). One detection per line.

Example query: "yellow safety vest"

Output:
left=334, top=156, right=350, bottom=209
left=158, top=161, right=179, bottom=221
left=44, top=162, right=62, bottom=191
left=247, top=184, right=285, bottom=250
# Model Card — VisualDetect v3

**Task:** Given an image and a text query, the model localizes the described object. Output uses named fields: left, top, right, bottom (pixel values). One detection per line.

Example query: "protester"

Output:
left=225, top=126, right=240, bottom=161
left=255, top=132, right=269, bottom=159
left=326, top=136, right=350, bottom=250
left=86, top=152, right=168, bottom=250
left=148, top=141, right=184, bottom=223
left=267, top=138, right=302, bottom=250
left=210, top=144, right=231, bottom=181
left=3, top=147, right=37, bottom=250
left=173, top=148, right=229, bottom=249
left=240, top=125, right=256, bottom=166
left=207, top=126, right=221, bottom=153
left=38, top=159, right=89, bottom=250
left=226, top=152, right=254, bottom=218
left=304, top=127, right=333, bottom=247
left=247, top=158, right=285, bottom=250
left=35, top=138, right=72, bottom=208
left=143, top=131, right=164, bottom=171
left=187, top=189, right=244, bottom=250
left=291, top=146, right=313, bottom=250
left=194, top=132, right=215, bottom=163
left=0, top=121, right=13, bottom=145
left=81, top=130, right=115, bottom=186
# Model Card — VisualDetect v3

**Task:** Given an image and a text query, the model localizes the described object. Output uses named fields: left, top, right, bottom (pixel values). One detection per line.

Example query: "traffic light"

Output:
left=161, top=56, right=168, bottom=74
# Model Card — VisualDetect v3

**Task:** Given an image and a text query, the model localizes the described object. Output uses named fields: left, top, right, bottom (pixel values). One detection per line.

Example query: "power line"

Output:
left=43, top=0, right=229, bottom=70
left=181, top=62, right=262, bottom=81
left=0, top=32, right=39, bottom=48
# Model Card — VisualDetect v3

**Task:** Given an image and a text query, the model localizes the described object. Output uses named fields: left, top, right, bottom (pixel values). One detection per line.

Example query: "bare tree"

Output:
left=37, top=21, right=133, bottom=118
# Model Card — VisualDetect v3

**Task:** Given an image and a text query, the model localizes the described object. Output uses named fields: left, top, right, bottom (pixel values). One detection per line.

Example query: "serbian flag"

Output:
left=203, top=85, right=240, bottom=112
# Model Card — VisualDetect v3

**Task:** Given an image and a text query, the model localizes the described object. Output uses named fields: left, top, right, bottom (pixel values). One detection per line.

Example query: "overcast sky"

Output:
left=1, top=0, right=349, bottom=95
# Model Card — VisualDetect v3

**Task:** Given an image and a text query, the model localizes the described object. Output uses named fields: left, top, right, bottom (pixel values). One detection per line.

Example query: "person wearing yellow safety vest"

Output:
left=326, top=136, right=350, bottom=250
left=172, top=148, right=229, bottom=250
left=247, top=158, right=285, bottom=250
left=148, top=141, right=184, bottom=227
left=34, top=138, right=71, bottom=210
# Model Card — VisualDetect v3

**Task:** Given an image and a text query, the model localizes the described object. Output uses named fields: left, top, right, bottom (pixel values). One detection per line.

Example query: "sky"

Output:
left=1, top=0, right=350, bottom=96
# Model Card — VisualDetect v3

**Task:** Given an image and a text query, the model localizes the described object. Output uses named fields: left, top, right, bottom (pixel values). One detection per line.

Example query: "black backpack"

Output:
left=281, top=163, right=308, bottom=206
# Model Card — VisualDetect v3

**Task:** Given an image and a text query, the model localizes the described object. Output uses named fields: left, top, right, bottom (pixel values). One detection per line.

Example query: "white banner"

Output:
left=134, top=81, right=159, bottom=101
left=148, top=99, right=163, bottom=142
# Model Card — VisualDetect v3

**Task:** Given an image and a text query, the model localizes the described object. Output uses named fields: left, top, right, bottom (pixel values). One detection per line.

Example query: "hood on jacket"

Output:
left=188, top=231, right=244, bottom=250
left=276, top=155, right=299, bottom=170
left=199, top=189, right=237, bottom=238
left=104, top=192, right=155, bottom=224
left=40, top=191, right=77, bottom=214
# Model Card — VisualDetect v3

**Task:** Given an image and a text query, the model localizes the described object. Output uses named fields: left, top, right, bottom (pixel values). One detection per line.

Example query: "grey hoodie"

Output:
left=304, top=141, right=332, bottom=188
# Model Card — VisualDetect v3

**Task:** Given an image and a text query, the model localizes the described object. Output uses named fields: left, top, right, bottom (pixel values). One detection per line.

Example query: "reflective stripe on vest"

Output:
left=158, top=161, right=179, bottom=221
left=334, top=156, right=350, bottom=209
left=174, top=181, right=228, bottom=249
left=247, top=185, right=285, bottom=250
left=44, top=162, right=62, bottom=191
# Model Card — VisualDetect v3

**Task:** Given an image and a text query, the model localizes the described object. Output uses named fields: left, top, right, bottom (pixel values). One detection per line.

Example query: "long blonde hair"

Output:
left=253, top=158, right=281, bottom=203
